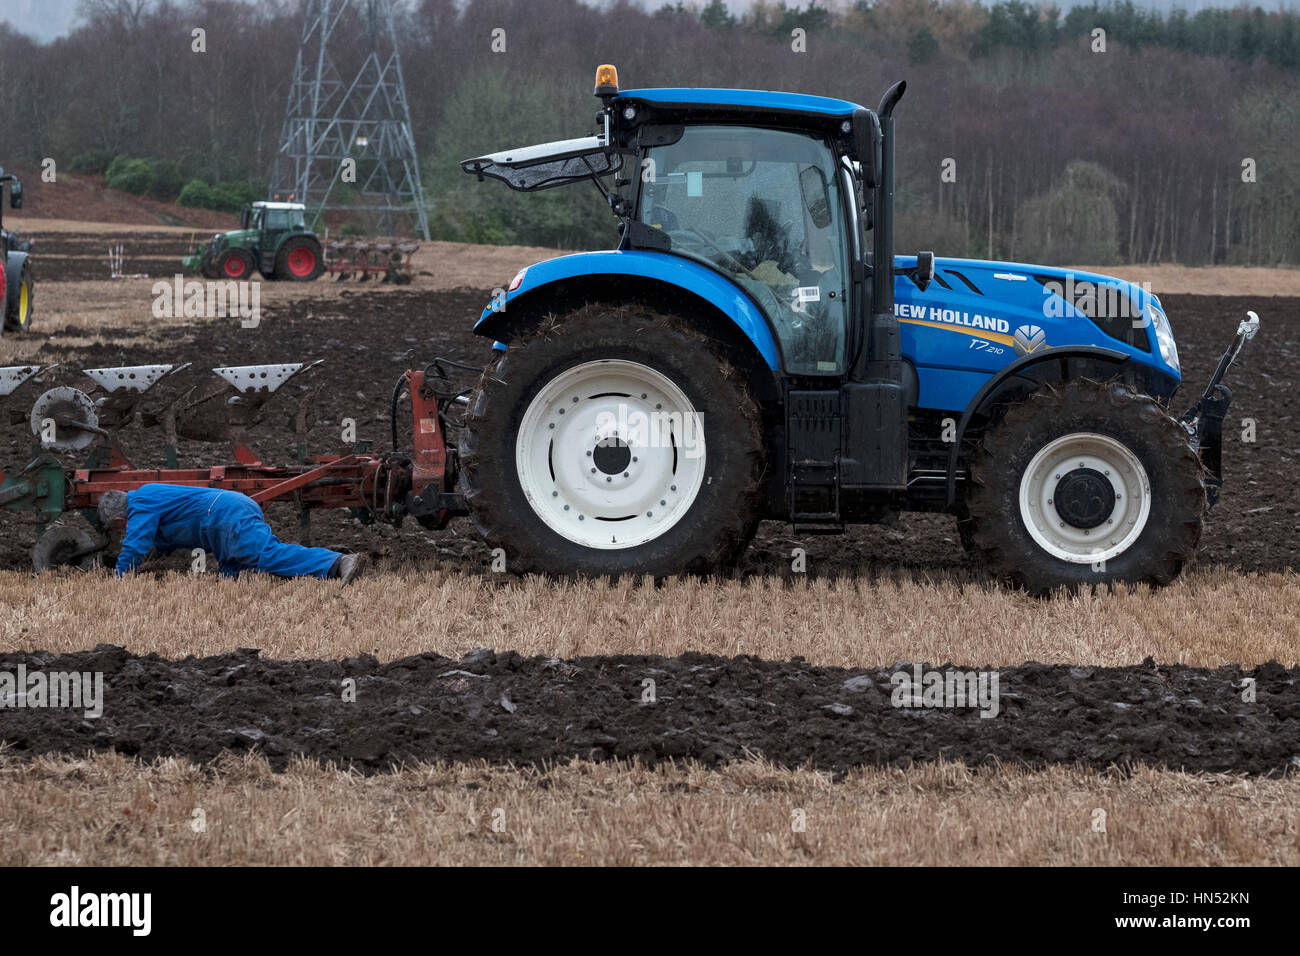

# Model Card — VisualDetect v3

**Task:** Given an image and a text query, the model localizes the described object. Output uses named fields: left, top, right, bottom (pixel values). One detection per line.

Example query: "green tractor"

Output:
left=183, top=201, right=324, bottom=281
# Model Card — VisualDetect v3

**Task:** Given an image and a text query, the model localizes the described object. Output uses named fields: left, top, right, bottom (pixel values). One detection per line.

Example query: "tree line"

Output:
left=0, top=0, right=1296, bottom=265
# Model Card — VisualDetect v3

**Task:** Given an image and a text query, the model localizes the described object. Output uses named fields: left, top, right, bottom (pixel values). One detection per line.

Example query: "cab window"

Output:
left=639, top=125, right=850, bottom=374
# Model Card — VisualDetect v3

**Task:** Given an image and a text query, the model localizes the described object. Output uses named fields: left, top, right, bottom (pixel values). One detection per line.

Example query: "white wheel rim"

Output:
left=515, top=359, right=706, bottom=550
left=1018, top=432, right=1151, bottom=564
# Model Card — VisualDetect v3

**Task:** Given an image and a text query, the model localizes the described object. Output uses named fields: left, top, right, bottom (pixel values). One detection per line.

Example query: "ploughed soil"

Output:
left=0, top=646, right=1294, bottom=776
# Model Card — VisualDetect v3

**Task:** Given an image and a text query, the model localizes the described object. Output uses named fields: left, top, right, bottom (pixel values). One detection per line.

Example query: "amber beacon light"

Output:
left=594, top=64, right=619, bottom=97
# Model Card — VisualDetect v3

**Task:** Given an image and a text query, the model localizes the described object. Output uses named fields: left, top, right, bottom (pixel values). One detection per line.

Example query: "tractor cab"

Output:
left=244, top=201, right=309, bottom=236
left=464, top=84, right=896, bottom=379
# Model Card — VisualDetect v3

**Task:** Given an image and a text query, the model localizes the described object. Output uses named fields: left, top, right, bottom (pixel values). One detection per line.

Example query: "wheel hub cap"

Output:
left=1053, top=467, right=1115, bottom=529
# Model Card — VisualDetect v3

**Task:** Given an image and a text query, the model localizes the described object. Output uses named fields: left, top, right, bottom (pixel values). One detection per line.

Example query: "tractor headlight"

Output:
left=1148, top=303, right=1180, bottom=373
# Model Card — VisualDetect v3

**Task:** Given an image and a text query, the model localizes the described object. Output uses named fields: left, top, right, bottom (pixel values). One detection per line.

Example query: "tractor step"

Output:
left=790, top=459, right=843, bottom=529
left=787, top=390, right=844, bottom=530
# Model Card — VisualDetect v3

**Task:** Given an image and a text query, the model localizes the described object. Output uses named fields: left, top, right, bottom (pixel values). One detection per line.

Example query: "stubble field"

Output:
left=0, top=220, right=1297, bottom=865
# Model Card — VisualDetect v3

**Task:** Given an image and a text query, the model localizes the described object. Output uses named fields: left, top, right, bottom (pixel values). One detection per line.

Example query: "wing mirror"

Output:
left=852, top=108, right=882, bottom=190
left=915, top=251, right=935, bottom=292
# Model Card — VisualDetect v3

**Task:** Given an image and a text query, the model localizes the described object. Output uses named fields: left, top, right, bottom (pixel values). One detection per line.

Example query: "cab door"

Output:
left=635, top=125, right=853, bottom=376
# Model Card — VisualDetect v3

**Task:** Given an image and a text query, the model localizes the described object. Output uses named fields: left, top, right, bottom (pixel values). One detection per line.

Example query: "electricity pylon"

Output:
left=271, top=0, right=430, bottom=239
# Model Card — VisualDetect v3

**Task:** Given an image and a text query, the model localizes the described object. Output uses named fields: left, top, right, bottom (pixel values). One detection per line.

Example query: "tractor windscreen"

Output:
left=265, top=208, right=307, bottom=231
left=637, top=125, right=852, bottom=375
left=461, top=136, right=623, bottom=192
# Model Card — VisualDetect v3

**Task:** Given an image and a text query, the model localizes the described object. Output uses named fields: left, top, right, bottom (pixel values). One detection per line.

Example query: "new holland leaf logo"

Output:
left=1013, top=324, right=1047, bottom=355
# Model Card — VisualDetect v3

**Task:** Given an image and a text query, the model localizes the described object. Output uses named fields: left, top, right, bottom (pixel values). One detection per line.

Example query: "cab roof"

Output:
left=616, top=88, right=863, bottom=117
left=254, top=201, right=306, bottom=210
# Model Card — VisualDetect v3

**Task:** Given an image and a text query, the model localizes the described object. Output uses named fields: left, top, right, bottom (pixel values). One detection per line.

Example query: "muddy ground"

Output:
left=1, top=228, right=1295, bottom=576
left=0, top=646, right=1294, bottom=776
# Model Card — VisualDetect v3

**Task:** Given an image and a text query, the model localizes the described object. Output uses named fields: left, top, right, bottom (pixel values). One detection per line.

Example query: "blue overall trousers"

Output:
left=115, top=484, right=339, bottom=579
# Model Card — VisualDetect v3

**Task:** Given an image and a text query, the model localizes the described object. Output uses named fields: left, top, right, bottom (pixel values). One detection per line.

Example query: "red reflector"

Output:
left=507, top=270, right=526, bottom=292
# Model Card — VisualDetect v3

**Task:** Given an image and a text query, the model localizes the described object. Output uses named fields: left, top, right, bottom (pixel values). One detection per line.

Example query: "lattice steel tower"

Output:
left=271, top=0, right=430, bottom=239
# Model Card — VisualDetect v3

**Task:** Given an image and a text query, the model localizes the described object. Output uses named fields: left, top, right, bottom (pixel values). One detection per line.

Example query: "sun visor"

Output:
left=461, top=136, right=623, bottom=192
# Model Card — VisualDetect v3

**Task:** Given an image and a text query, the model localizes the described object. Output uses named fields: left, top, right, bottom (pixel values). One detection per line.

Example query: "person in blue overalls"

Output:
left=97, top=484, right=363, bottom=585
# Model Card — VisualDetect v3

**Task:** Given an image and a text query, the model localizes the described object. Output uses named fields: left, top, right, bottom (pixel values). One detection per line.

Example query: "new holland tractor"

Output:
left=0, top=168, right=33, bottom=334
left=183, top=200, right=325, bottom=281
left=455, top=66, right=1258, bottom=593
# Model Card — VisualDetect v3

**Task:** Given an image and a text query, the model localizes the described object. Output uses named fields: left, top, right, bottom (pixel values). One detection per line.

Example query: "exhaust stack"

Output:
left=842, top=80, right=909, bottom=491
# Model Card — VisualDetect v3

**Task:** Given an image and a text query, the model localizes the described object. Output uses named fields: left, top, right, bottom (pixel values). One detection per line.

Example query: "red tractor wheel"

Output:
left=219, top=249, right=255, bottom=280
left=276, top=237, right=324, bottom=282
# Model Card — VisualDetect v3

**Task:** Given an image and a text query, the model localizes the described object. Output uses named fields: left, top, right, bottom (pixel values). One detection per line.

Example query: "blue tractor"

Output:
left=456, top=67, right=1257, bottom=592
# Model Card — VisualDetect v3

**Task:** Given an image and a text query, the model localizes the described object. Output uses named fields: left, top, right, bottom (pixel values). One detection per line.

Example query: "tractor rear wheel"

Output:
left=459, top=304, right=765, bottom=576
left=4, top=257, right=33, bottom=332
left=275, top=237, right=324, bottom=281
left=218, top=248, right=255, bottom=281
left=964, top=379, right=1204, bottom=594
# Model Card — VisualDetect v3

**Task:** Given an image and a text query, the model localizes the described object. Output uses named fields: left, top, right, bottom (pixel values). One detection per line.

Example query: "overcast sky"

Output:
left=4, top=0, right=1298, bottom=44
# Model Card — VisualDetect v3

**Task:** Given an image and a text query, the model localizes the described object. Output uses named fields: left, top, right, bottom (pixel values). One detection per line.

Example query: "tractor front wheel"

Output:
left=276, top=237, right=324, bottom=281
left=218, top=248, right=255, bottom=280
left=459, top=304, right=765, bottom=576
left=964, top=379, right=1205, bottom=594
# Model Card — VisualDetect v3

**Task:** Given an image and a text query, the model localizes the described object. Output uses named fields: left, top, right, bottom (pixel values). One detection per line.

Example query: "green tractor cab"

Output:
left=183, top=201, right=324, bottom=282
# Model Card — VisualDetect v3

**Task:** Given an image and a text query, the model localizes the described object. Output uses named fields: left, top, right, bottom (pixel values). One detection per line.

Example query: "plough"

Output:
left=0, top=359, right=470, bottom=572
left=324, top=239, right=419, bottom=283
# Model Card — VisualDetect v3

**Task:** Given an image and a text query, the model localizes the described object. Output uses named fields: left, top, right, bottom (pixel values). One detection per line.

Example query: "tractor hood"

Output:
left=894, top=256, right=1171, bottom=368
left=190, top=228, right=256, bottom=254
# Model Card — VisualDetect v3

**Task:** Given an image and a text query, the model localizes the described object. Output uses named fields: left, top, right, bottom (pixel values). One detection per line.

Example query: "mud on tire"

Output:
left=962, top=379, right=1205, bottom=594
left=458, top=304, right=765, bottom=576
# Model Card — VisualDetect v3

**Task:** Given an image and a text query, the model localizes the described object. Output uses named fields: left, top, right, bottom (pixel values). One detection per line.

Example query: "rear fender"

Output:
left=474, top=250, right=782, bottom=372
